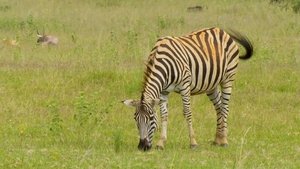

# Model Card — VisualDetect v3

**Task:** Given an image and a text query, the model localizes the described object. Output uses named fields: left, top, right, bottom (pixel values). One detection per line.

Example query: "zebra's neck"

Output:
left=141, top=74, right=164, bottom=103
left=141, top=50, right=167, bottom=103
left=141, top=84, right=161, bottom=102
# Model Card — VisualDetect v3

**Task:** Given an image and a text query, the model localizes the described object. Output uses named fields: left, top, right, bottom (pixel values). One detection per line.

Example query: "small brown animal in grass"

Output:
left=36, top=30, right=58, bottom=45
left=187, top=5, right=203, bottom=12
left=2, top=38, right=19, bottom=47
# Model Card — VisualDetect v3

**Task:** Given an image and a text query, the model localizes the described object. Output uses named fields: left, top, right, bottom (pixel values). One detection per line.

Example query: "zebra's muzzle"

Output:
left=138, top=138, right=152, bottom=151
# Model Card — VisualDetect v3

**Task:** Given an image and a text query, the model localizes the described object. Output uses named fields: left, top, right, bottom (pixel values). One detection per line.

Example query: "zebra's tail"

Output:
left=227, top=29, right=253, bottom=60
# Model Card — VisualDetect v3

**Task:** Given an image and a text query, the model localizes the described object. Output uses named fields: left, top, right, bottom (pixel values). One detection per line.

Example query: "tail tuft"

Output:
left=227, top=29, right=253, bottom=60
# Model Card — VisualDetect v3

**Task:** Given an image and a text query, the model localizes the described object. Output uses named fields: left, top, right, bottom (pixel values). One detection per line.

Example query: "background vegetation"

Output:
left=0, top=0, right=299, bottom=168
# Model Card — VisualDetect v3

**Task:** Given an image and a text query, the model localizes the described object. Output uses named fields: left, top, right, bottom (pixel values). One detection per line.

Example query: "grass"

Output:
left=0, top=0, right=299, bottom=168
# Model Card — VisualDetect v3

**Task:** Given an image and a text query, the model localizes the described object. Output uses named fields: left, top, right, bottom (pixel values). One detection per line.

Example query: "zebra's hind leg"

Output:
left=207, top=87, right=229, bottom=146
left=156, top=94, right=169, bottom=150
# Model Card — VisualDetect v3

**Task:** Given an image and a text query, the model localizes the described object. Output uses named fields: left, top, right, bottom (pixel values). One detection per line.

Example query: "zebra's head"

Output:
left=123, top=99, right=159, bottom=151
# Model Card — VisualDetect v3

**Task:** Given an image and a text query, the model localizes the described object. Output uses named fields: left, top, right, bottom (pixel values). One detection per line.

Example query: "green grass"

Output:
left=0, top=0, right=299, bottom=168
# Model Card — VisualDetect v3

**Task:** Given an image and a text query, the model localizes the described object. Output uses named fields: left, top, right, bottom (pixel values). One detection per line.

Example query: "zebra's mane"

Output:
left=142, top=52, right=156, bottom=93
left=142, top=37, right=167, bottom=94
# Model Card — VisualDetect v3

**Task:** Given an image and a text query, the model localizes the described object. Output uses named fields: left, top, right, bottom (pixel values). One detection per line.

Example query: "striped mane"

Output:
left=141, top=44, right=160, bottom=98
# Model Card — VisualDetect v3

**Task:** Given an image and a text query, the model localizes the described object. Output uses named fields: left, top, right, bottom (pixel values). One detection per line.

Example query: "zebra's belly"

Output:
left=189, top=78, right=222, bottom=95
left=164, top=84, right=181, bottom=93
left=163, top=79, right=221, bottom=95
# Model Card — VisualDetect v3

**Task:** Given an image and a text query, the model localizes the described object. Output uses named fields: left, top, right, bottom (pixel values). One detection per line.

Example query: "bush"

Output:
left=270, top=0, right=300, bottom=13
left=292, top=1, right=300, bottom=13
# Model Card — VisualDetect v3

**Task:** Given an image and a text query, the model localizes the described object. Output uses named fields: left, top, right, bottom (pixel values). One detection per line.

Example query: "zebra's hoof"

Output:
left=190, top=144, right=198, bottom=149
left=212, top=141, right=228, bottom=147
left=220, top=143, right=228, bottom=147
left=156, top=145, right=164, bottom=150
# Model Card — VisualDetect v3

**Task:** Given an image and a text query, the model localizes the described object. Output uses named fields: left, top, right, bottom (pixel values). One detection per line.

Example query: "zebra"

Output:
left=123, top=27, right=253, bottom=151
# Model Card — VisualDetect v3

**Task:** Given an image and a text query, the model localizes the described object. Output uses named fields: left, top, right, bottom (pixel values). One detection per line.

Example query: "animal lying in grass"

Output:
left=36, top=30, right=58, bottom=45
left=2, top=38, right=19, bottom=47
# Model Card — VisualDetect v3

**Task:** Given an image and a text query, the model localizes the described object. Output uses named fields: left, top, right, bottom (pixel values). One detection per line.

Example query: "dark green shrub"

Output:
left=292, top=1, right=300, bottom=13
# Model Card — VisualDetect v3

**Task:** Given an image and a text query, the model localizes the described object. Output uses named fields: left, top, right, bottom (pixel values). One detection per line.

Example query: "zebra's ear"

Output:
left=122, top=99, right=140, bottom=107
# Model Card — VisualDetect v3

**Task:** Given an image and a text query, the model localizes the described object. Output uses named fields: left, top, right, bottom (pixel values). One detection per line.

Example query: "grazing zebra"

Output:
left=123, top=27, right=253, bottom=151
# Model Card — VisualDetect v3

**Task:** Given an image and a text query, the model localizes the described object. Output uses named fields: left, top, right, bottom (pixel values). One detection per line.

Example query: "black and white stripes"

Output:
left=124, top=27, right=253, bottom=150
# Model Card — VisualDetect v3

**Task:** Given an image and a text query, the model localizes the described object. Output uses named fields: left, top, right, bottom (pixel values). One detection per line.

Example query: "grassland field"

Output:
left=0, top=0, right=299, bottom=168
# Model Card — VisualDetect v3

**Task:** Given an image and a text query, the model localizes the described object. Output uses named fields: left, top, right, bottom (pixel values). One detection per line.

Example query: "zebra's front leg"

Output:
left=181, top=91, right=198, bottom=149
left=156, top=94, right=169, bottom=150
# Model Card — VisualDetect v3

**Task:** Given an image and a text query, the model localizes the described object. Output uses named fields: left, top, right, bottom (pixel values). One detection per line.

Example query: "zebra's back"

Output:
left=146, top=27, right=239, bottom=95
